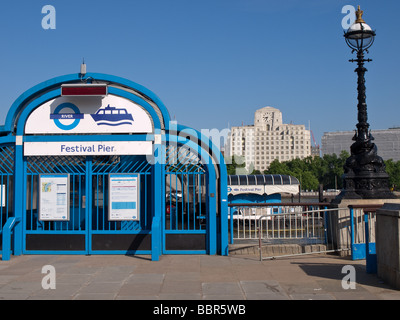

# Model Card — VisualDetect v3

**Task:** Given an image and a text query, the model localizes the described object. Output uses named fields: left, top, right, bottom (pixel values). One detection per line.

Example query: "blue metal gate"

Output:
left=164, top=144, right=209, bottom=253
left=349, top=205, right=377, bottom=273
left=0, top=72, right=229, bottom=259
left=24, top=155, right=87, bottom=253
left=0, top=145, right=14, bottom=252
left=23, top=154, right=154, bottom=254
left=90, top=155, right=153, bottom=254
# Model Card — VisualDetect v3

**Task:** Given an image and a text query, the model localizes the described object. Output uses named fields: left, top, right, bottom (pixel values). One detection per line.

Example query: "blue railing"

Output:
left=349, top=204, right=381, bottom=273
left=1, top=217, right=21, bottom=261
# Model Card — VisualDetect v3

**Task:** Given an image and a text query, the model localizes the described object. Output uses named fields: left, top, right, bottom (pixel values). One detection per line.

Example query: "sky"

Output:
left=0, top=0, right=399, bottom=148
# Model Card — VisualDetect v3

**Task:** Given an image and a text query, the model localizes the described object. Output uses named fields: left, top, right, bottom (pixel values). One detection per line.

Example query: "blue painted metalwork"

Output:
left=1, top=217, right=21, bottom=260
left=164, top=143, right=208, bottom=254
left=23, top=156, right=86, bottom=254
left=364, top=213, right=377, bottom=273
left=0, top=146, right=14, bottom=231
left=173, top=125, right=228, bottom=256
left=89, top=155, right=154, bottom=255
left=23, top=155, right=156, bottom=255
left=4, top=73, right=171, bottom=134
left=0, top=145, right=15, bottom=258
left=0, top=146, right=16, bottom=258
left=349, top=206, right=377, bottom=263
left=14, top=87, right=162, bottom=135
left=0, top=72, right=228, bottom=259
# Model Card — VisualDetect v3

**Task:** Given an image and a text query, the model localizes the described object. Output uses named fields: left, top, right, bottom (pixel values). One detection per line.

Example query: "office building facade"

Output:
left=321, top=128, right=400, bottom=161
left=227, top=107, right=311, bottom=172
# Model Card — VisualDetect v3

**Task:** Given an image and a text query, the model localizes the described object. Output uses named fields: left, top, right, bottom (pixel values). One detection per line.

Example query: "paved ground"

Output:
left=0, top=253, right=400, bottom=301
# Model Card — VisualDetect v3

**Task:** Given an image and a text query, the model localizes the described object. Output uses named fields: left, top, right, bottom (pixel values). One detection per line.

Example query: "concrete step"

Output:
left=229, top=243, right=328, bottom=257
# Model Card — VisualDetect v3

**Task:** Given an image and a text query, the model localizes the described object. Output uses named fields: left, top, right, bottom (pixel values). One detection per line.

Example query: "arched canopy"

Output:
left=0, top=73, right=172, bottom=136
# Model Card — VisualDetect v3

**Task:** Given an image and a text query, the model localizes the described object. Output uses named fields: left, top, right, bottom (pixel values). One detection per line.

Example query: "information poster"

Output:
left=109, top=173, right=140, bottom=221
left=39, top=174, right=70, bottom=221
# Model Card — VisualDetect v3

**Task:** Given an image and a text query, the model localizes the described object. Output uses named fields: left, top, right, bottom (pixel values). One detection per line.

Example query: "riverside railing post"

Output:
left=365, top=211, right=377, bottom=273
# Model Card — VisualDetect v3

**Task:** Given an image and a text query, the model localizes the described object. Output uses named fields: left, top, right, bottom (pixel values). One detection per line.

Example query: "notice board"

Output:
left=108, top=173, right=140, bottom=221
left=39, top=174, right=70, bottom=221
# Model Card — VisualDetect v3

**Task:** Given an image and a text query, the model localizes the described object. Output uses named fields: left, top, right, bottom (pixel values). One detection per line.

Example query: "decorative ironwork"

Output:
left=339, top=7, right=396, bottom=200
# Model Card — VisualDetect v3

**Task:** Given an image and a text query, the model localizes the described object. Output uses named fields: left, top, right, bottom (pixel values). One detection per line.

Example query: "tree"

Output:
left=265, top=158, right=319, bottom=191
left=265, top=159, right=290, bottom=175
left=385, top=159, right=400, bottom=191
left=225, top=155, right=246, bottom=175
left=227, top=150, right=400, bottom=192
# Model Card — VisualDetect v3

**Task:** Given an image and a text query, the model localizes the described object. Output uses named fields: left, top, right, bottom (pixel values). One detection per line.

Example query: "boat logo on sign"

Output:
left=90, top=105, right=134, bottom=126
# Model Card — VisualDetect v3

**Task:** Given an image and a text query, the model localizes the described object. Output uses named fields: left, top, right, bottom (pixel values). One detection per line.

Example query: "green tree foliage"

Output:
left=384, top=159, right=400, bottom=191
left=226, top=152, right=400, bottom=191
left=225, top=155, right=246, bottom=175
left=264, top=151, right=350, bottom=191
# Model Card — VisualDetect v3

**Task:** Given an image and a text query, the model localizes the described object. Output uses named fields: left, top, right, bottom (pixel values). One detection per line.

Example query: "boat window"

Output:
left=230, top=176, right=239, bottom=185
left=239, top=175, right=247, bottom=185
left=272, top=174, right=283, bottom=185
left=256, top=175, right=265, bottom=185
left=105, top=110, right=112, bottom=114
left=247, top=175, right=256, bottom=185
left=282, top=175, right=291, bottom=185
left=264, top=175, right=273, bottom=185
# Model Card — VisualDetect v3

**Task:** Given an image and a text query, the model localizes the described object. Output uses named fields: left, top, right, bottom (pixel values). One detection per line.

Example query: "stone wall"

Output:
left=330, top=198, right=400, bottom=256
left=376, top=203, right=400, bottom=289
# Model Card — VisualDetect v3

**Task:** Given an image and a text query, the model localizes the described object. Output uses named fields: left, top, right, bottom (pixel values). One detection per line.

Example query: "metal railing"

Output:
left=257, top=207, right=350, bottom=260
left=228, top=203, right=352, bottom=260
left=349, top=204, right=381, bottom=261
left=228, top=203, right=327, bottom=242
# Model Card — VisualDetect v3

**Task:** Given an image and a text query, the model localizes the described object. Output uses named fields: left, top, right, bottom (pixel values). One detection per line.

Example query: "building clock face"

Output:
left=262, top=112, right=272, bottom=123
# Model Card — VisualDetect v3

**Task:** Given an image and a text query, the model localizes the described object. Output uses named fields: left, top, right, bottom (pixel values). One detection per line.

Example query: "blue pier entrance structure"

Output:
left=0, top=73, right=228, bottom=261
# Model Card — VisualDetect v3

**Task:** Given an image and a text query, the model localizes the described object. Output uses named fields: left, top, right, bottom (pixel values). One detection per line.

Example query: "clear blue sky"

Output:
left=0, top=0, right=399, bottom=147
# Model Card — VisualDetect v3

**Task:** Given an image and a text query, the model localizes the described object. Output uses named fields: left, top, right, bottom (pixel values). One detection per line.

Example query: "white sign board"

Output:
left=39, top=174, right=70, bottom=221
left=228, top=186, right=264, bottom=196
left=24, top=141, right=153, bottom=156
left=109, top=174, right=140, bottom=221
left=25, top=95, right=153, bottom=134
left=1, top=185, right=5, bottom=207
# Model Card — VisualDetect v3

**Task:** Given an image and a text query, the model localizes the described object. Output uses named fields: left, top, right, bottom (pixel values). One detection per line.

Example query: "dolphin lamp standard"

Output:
left=339, top=6, right=395, bottom=199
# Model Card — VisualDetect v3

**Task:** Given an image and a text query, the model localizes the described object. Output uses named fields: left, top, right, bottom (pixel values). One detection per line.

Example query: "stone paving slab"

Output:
left=1, top=253, right=400, bottom=301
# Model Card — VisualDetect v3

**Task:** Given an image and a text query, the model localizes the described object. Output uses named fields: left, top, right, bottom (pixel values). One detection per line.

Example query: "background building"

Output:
left=321, top=128, right=400, bottom=161
left=226, top=107, right=311, bottom=172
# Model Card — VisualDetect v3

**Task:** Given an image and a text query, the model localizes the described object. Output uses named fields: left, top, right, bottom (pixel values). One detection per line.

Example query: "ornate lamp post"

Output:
left=340, top=6, right=396, bottom=199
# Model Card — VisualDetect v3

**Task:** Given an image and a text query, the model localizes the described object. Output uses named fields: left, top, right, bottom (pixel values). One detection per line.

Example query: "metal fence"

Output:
left=349, top=205, right=379, bottom=261
left=228, top=203, right=326, bottom=242
left=228, top=203, right=351, bottom=260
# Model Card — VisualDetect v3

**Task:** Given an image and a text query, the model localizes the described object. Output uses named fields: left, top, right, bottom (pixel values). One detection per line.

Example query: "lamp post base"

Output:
left=338, top=171, right=397, bottom=200
left=337, top=128, right=397, bottom=200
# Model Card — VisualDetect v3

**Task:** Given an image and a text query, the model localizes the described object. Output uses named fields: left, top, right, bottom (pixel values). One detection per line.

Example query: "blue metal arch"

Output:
left=14, top=87, right=163, bottom=136
left=166, top=124, right=228, bottom=256
left=3, top=72, right=171, bottom=134
left=1, top=72, right=229, bottom=258
left=164, top=133, right=217, bottom=255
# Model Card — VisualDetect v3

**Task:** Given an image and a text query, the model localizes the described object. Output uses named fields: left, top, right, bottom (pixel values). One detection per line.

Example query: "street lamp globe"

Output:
left=344, top=6, right=376, bottom=52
